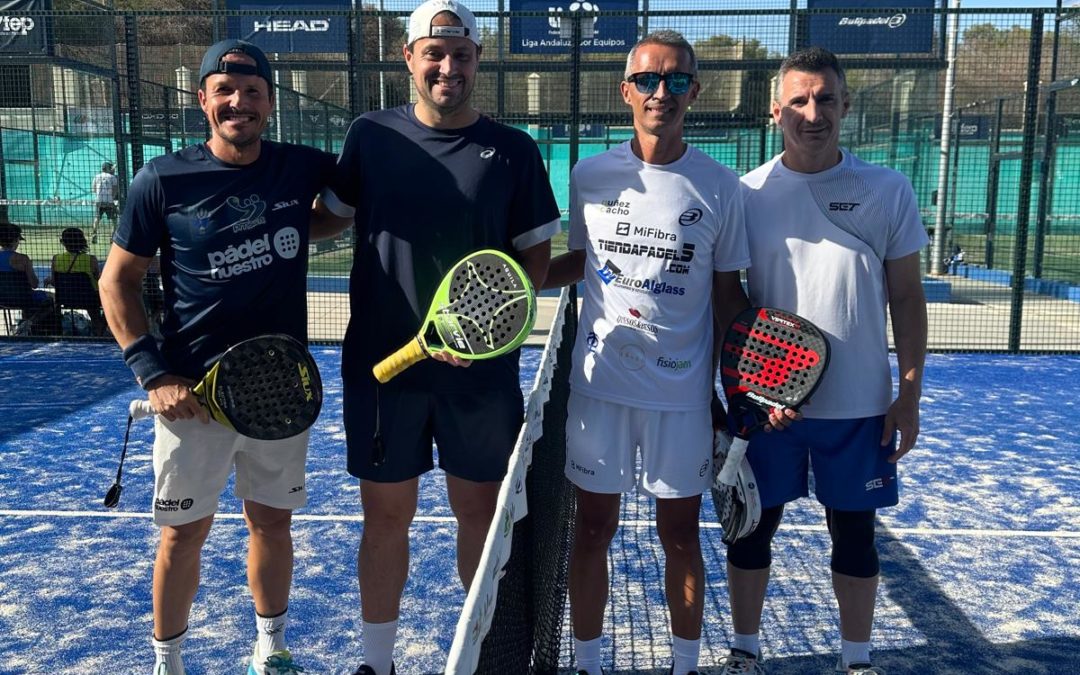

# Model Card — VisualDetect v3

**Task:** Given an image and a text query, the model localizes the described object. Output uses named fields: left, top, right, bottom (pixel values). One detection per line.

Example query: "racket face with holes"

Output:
left=720, top=307, right=830, bottom=432
left=199, top=334, right=323, bottom=441
left=423, top=249, right=536, bottom=359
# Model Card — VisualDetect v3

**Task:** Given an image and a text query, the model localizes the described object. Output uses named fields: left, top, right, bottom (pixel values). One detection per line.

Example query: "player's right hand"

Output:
left=147, top=375, right=209, bottom=424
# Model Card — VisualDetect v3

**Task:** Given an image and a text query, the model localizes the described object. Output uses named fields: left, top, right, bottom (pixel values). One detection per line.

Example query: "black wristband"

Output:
left=123, top=334, right=169, bottom=389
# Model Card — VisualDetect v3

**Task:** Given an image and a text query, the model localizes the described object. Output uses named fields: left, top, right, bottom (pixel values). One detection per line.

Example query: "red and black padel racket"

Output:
left=712, top=307, right=830, bottom=541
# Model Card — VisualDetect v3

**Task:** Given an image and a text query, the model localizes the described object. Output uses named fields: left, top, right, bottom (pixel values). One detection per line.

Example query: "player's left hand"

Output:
left=883, top=393, right=920, bottom=462
left=431, top=351, right=472, bottom=368
left=764, top=406, right=799, bottom=432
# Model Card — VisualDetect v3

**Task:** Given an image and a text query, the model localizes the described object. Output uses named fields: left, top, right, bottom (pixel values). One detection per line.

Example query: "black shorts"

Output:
left=97, top=203, right=117, bottom=219
left=344, top=378, right=524, bottom=483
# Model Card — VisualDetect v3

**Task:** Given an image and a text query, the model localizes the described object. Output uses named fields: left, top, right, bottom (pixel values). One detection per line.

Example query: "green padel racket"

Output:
left=373, top=249, right=537, bottom=383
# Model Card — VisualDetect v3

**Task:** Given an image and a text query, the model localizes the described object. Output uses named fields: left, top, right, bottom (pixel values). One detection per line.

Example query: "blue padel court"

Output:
left=1, top=343, right=1078, bottom=673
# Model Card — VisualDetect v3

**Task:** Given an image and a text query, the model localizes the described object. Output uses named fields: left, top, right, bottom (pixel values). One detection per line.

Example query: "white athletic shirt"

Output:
left=740, top=150, right=929, bottom=419
left=568, top=141, right=750, bottom=411
left=92, top=171, right=118, bottom=204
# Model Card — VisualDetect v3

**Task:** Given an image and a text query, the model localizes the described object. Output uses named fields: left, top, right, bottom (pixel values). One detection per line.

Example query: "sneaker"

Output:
left=248, top=648, right=305, bottom=674
left=351, top=665, right=396, bottom=675
left=718, top=648, right=765, bottom=674
left=835, top=658, right=885, bottom=675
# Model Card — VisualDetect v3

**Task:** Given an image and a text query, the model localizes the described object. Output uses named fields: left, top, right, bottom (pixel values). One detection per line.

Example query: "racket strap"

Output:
left=116, top=414, right=134, bottom=482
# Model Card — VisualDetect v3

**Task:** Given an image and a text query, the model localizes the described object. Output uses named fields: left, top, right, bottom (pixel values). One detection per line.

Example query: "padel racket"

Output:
left=373, top=249, right=536, bottom=383
left=130, top=333, right=323, bottom=441
left=711, top=307, right=830, bottom=543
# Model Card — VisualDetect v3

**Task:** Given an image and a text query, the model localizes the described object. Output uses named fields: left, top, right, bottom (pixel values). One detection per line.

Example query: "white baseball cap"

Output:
left=407, top=0, right=480, bottom=46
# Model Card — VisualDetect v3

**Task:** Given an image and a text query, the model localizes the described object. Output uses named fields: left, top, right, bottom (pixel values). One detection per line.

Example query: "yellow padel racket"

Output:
left=373, top=249, right=537, bottom=383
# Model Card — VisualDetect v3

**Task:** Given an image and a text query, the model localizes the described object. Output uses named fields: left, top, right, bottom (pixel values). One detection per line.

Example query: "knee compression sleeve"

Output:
left=726, top=505, right=784, bottom=570
left=826, top=508, right=879, bottom=578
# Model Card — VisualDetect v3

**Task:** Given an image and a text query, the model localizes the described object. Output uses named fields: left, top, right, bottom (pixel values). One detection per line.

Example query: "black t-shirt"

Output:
left=115, top=141, right=337, bottom=379
left=333, top=105, right=561, bottom=391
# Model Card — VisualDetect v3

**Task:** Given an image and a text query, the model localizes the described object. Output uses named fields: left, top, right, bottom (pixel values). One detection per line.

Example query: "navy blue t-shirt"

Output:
left=331, top=105, right=561, bottom=391
left=115, top=141, right=336, bottom=379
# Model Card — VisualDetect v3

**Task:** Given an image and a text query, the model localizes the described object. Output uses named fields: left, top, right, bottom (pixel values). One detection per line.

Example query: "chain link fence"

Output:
left=1, top=2, right=1078, bottom=351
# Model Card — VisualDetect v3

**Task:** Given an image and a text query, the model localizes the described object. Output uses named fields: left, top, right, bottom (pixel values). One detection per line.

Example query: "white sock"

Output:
left=152, top=628, right=187, bottom=675
left=732, top=631, right=760, bottom=658
left=255, top=607, right=288, bottom=658
left=841, top=639, right=872, bottom=668
left=574, top=635, right=603, bottom=674
left=671, top=635, right=700, bottom=675
left=362, top=619, right=398, bottom=675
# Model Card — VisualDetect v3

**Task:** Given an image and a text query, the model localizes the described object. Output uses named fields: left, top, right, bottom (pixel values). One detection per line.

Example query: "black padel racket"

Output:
left=130, top=333, right=323, bottom=441
left=711, top=307, right=830, bottom=543
left=373, top=249, right=536, bottom=383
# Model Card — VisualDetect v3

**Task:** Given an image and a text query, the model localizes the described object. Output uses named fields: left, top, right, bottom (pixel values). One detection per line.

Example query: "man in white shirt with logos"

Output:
left=545, top=30, right=751, bottom=675
left=90, top=161, right=119, bottom=243
left=716, top=46, right=928, bottom=675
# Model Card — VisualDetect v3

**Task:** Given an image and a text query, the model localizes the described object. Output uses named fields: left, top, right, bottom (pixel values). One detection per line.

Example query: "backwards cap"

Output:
left=407, top=0, right=480, bottom=46
left=199, top=39, right=274, bottom=91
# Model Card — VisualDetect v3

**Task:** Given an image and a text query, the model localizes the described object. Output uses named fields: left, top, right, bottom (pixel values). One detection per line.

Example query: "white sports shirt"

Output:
left=568, top=141, right=750, bottom=411
left=92, top=171, right=118, bottom=204
left=740, top=150, right=929, bottom=419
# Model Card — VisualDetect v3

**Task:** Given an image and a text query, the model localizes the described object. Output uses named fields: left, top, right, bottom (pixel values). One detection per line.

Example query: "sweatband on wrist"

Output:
left=123, top=334, right=169, bottom=389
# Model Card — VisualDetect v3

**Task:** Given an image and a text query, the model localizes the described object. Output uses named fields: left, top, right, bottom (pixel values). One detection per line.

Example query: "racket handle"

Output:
left=372, top=338, right=427, bottom=383
left=715, top=436, right=750, bottom=486
left=130, top=399, right=156, bottom=420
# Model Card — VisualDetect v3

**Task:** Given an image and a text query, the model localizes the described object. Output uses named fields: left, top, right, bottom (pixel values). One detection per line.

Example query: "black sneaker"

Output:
left=352, top=665, right=396, bottom=675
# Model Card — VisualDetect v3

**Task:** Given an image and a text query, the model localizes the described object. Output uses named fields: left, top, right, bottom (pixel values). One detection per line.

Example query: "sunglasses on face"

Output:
left=626, top=71, right=694, bottom=95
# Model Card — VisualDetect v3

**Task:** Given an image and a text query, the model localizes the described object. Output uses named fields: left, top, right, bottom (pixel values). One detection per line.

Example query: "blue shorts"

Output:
left=746, top=416, right=899, bottom=511
left=343, top=378, right=524, bottom=483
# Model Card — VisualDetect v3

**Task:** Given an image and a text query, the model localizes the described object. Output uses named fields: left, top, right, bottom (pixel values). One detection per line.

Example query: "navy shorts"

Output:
left=343, top=378, right=524, bottom=483
left=746, top=416, right=899, bottom=511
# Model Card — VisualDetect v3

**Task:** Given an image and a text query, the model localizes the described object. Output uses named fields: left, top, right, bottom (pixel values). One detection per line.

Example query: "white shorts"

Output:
left=152, top=416, right=309, bottom=526
left=564, top=391, right=712, bottom=499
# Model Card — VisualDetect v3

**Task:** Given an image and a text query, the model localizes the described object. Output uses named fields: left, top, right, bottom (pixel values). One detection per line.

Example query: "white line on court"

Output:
left=2, top=509, right=1079, bottom=538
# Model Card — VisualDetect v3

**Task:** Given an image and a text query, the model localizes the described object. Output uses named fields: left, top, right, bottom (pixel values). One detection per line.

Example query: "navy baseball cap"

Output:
left=199, top=39, right=274, bottom=91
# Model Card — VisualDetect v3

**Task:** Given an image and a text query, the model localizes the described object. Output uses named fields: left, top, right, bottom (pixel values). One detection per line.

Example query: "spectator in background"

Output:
left=47, top=227, right=105, bottom=335
left=90, top=161, right=119, bottom=243
left=0, top=220, right=61, bottom=335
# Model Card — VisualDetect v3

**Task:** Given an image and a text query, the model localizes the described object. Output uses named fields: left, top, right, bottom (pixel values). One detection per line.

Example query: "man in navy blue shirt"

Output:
left=99, top=39, right=347, bottom=675
left=315, top=1, right=560, bottom=672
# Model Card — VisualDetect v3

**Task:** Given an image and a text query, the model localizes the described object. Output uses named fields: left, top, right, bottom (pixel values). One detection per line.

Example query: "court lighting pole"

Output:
left=931, top=0, right=962, bottom=276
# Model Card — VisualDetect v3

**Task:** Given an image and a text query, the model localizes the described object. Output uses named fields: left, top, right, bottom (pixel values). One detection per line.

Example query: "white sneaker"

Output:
left=836, top=657, right=885, bottom=674
left=718, top=649, right=765, bottom=674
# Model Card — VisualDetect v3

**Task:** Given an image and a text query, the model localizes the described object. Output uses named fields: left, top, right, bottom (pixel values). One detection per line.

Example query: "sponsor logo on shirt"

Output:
left=666, top=261, right=691, bottom=275
left=569, top=459, right=596, bottom=476
left=614, top=221, right=676, bottom=242
left=272, top=199, right=300, bottom=211
left=480, top=147, right=496, bottom=159
left=596, top=259, right=621, bottom=284
left=865, top=476, right=894, bottom=491
left=679, top=207, right=703, bottom=226
left=597, top=239, right=695, bottom=263
left=601, top=199, right=630, bottom=216
left=828, top=202, right=860, bottom=211
left=655, top=355, right=691, bottom=372
left=617, top=307, right=658, bottom=335
left=207, top=227, right=301, bottom=279
left=617, top=343, right=646, bottom=370
left=226, top=194, right=267, bottom=232
left=597, top=260, right=686, bottom=295
left=586, top=331, right=599, bottom=352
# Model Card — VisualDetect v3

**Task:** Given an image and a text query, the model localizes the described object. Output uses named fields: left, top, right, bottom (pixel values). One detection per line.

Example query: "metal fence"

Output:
left=1, top=2, right=1079, bottom=351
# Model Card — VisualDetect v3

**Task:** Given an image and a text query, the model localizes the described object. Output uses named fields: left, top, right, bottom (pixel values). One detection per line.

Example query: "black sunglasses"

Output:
left=626, top=71, right=694, bottom=95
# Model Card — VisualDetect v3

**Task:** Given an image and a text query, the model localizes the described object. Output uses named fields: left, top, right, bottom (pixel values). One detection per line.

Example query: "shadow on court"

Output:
left=0, top=341, right=135, bottom=444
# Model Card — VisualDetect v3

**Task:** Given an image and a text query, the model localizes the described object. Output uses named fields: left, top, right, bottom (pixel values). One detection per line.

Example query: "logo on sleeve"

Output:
left=678, top=208, right=703, bottom=226
left=828, top=202, right=860, bottom=211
